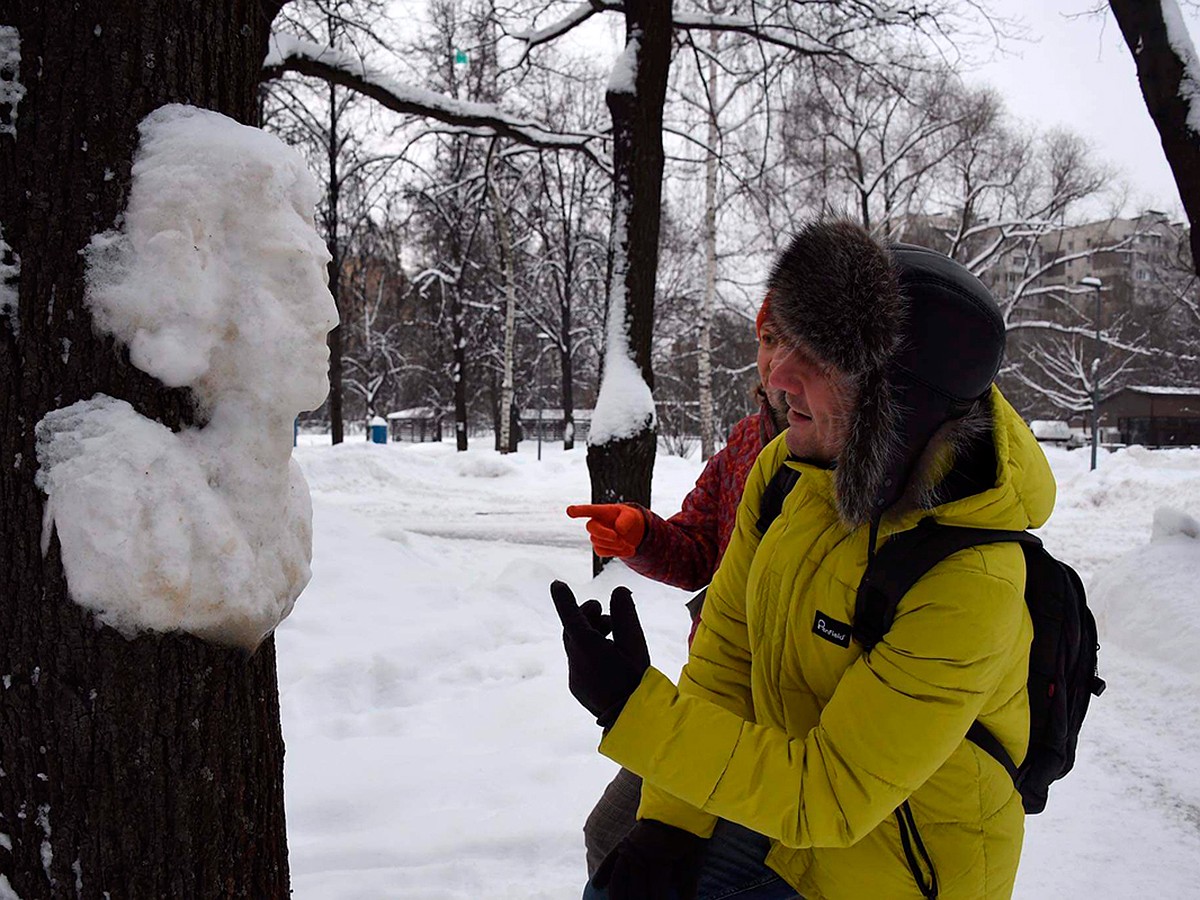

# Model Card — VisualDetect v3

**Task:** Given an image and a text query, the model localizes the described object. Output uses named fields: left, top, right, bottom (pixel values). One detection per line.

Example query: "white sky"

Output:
left=967, top=1, right=1200, bottom=220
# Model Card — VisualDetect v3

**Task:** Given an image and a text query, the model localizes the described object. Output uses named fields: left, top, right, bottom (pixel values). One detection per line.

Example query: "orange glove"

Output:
left=566, top=503, right=647, bottom=558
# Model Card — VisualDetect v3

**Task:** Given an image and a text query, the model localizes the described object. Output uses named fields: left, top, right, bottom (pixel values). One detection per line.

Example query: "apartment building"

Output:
left=1038, top=210, right=1187, bottom=310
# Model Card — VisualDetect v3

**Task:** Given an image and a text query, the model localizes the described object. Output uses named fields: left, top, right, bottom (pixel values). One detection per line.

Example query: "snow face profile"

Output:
left=84, top=103, right=338, bottom=409
left=36, top=104, right=337, bottom=651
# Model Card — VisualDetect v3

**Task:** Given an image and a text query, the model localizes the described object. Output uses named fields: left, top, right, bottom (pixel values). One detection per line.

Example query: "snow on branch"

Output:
left=512, top=0, right=621, bottom=51
left=671, top=11, right=847, bottom=56
left=513, top=2, right=856, bottom=58
left=263, top=34, right=607, bottom=167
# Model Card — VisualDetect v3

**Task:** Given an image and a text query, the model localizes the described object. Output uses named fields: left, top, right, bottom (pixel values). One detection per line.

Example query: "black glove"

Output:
left=592, top=819, right=707, bottom=900
left=550, top=580, right=650, bottom=727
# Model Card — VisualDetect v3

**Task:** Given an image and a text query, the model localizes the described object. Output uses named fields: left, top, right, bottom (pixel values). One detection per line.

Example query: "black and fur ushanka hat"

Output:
left=767, top=221, right=1005, bottom=527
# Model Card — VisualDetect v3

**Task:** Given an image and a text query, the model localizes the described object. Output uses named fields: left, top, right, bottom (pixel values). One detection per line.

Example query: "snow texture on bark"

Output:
left=0, top=27, right=23, bottom=137
left=0, top=222, right=17, bottom=332
left=35, top=105, right=337, bottom=651
left=608, top=36, right=639, bottom=95
left=1160, top=0, right=1200, bottom=135
left=588, top=193, right=656, bottom=446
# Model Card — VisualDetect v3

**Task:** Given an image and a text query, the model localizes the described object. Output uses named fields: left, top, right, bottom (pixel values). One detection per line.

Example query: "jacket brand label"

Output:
left=812, top=611, right=852, bottom=648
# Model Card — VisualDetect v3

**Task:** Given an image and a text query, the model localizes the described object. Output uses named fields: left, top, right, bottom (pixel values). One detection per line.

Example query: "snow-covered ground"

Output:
left=278, top=437, right=1200, bottom=899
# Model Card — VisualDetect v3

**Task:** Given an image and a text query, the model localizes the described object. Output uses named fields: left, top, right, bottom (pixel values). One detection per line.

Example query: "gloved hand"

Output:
left=550, top=581, right=650, bottom=727
left=566, top=504, right=647, bottom=558
left=592, top=819, right=707, bottom=900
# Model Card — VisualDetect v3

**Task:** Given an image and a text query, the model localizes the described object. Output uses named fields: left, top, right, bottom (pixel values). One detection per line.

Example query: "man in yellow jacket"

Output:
left=552, top=220, right=1056, bottom=900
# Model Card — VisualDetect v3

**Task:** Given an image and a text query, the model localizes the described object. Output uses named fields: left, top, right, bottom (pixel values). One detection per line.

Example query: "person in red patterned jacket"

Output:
left=568, top=295, right=788, bottom=876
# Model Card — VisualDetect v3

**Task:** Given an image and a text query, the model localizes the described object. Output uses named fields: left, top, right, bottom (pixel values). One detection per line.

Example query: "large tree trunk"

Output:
left=586, top=0, right=673, bottom=544
left=1110, top=0, right=1200, bottom=273
left=0, top=1, right=290, bottom=896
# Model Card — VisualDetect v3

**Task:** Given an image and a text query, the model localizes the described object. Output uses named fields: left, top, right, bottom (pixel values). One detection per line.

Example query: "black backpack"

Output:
left=757, top=469, right=1106, bottom=815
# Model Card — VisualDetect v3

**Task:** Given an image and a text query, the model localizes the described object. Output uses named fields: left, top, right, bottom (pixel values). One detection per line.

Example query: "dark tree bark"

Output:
left=0, top=1, right=291, bottom=896
left=1110, top=0, right=1200, bottom=273
left=326, top=78, right=345, bottom=445
left=450, top=283, right=469, bottom=452
left=586, top=0, right=673, bottom=531
left=560, top=312, right=576, bottom=452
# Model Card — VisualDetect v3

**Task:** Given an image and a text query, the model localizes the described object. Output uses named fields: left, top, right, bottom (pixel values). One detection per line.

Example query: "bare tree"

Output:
left=510, top=0, right=995, bottom=514
left=264, top=0, right=393, bottom=443
left=527, top=145, right=610, bottom=450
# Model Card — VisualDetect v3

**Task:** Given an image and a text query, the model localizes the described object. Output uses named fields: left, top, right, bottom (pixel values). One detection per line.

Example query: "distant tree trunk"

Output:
left=327, top=77, right=345, bottom=445
left=1110, top=0, right=1200, bottom=274
left=586, top=0, right=673, bottom=547
left=492, top=184, right=517, bottom=454
left=0, top=0, right=290, bottom=897
left=698, top=19, right=720, bottom=461
left=450, top=282, right=469, bottom=451
left=560, top=311, right=575, bottom=451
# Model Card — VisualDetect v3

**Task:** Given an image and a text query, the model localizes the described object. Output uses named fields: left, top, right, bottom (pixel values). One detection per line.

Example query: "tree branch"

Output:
left=262, top=34, right=608, bottom=168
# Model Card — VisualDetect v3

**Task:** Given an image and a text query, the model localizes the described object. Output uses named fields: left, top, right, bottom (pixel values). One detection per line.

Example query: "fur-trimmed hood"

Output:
left=767, top=223, right=1006, bottom=526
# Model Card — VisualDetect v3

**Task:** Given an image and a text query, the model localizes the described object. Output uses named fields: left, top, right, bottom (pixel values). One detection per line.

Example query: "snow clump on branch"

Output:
left=36, top=104, right=338, bottom=651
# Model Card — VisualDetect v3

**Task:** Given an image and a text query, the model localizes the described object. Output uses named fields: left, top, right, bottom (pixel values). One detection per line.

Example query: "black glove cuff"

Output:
left=595, top=696, right=629, bottom=729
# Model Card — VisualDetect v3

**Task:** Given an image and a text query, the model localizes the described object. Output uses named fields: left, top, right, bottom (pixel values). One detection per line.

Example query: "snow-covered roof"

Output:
left=1030, top=420, right=1072, bottom=439
left=518, top=408, right=592, bottom=420
left=387, top=406, right=444, bottom=420
left=1116, top=386, right=1200, bottom=397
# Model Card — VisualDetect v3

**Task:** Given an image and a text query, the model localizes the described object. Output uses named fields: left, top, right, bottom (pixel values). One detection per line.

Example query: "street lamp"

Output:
left=1079, top=276, right=1104, bottom=471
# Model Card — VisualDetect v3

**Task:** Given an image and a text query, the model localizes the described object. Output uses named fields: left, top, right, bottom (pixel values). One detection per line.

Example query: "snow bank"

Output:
left=36, top=105, right=337, bottom=650
left=1089, top=505, right=1200, bottom=674
left=279, top=438, right=1200, bottom=898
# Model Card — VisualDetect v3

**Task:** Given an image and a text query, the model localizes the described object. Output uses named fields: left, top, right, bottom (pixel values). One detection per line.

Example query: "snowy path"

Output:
left=279, top=439, right=1200, bottom=899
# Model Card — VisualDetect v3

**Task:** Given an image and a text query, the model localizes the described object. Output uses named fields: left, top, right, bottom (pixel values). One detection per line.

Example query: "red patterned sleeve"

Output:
left=622, top=415, right=764, bottom=591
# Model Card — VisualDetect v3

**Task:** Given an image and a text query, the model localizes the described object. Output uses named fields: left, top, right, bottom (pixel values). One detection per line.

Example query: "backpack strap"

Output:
left=965, top=720, right=1019, bottom=783
left=755, top=464, right=801, bottom=536
left=855, top=518, right=1038, bottom=788
left=853, top=518, right=1042, bottom=652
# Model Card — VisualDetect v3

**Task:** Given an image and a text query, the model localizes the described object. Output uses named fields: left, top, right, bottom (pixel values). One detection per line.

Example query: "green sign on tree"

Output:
left=454, top=49, right=468, bottom=65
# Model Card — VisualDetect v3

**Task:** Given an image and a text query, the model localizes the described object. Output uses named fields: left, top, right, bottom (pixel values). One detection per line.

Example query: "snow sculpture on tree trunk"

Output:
left=35, top=104, right=338, bottom=651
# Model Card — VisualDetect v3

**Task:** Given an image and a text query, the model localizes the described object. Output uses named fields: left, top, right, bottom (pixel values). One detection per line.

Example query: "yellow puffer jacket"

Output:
left=599, top=387, right=1056, bottom=899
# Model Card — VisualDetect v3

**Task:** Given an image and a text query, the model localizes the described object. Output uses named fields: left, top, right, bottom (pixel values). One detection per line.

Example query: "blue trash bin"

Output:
left=369, top=416, right=388, bottom=444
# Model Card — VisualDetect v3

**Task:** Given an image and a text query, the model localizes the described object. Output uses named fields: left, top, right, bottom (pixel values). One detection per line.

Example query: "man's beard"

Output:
left=766, top=388, right=790, bottom=433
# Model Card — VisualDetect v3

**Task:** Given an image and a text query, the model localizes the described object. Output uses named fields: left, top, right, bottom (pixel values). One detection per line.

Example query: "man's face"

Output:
left=756, top=322, right=790, bottom=428
left=767, top=337, right=855, bottom=464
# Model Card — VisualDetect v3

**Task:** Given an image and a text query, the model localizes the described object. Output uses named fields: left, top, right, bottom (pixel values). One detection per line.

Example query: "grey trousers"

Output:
left=583, top=767, right=643, bottom=876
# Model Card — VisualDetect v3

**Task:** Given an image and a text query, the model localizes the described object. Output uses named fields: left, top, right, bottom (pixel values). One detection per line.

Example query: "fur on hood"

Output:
left=767, top=221, right=1005, bottom=527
